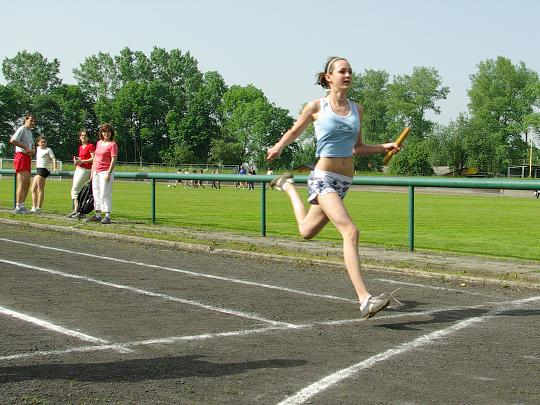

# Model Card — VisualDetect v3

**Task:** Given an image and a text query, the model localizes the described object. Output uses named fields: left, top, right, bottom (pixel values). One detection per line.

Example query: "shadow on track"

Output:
left=0, top=356, right=307, bottom=383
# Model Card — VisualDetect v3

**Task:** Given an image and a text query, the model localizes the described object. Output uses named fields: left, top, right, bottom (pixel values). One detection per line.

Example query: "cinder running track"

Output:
left=1, top=223, right=539, bottom=404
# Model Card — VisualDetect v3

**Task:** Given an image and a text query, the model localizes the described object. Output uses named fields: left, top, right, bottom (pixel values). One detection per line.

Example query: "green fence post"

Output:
left=13, top=174, right=17, bottom=209
left=151, top=178, right=156, bottom=224
left=261, top=182, right=267, bottom=236
left=408, top=185, right=415, bottom=251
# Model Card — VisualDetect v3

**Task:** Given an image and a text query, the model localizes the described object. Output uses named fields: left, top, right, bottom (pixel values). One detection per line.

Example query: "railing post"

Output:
left=151, top=178, right=156, bottom=224
left=13, top=174, right=17, bottom=209
left=261, top=182, right=267, bottom=236
left=408, top=185, right=415, bottom=251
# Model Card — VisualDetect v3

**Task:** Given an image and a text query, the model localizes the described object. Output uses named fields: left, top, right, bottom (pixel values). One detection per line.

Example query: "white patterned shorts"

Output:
left=307, top=169, right=353, bottom=205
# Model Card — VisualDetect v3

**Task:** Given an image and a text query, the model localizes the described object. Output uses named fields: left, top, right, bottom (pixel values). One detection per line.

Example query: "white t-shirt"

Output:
left=10, top=126, right=34, bottom=153
left=36, top=147, right=55, bottom=170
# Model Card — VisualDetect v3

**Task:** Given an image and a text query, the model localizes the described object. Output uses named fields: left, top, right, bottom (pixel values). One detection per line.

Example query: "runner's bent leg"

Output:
left=281, top=182, right=329, bottom=239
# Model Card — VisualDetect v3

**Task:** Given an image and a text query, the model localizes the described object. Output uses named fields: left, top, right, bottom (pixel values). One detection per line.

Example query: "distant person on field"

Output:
left=212, top=168, right=221, bottom=189
left=68, top=130, right=95, bottom=217
left=266, top=56, right=401, bottom=319
left=86, top=123, right=118, bottom=225
left=30, top=135, right=57, bottom=213
left=239, top=165, right=247, bottom=189
left=266, top=168, right=273, bottom=189
left=9, top=114, right=36, bottom=214
left=248, top=167, right=256, bottom=190
left=169, top=169, right=183, bottom=188
left=199, top=169, right=205, bottom=188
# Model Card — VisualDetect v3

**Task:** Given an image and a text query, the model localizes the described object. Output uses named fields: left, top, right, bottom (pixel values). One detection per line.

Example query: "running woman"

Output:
left=266, top=57, right=401, bottom=319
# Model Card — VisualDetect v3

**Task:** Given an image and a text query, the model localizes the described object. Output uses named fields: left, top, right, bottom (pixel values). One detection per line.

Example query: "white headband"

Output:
left=326, top=57, right=343, bottom=73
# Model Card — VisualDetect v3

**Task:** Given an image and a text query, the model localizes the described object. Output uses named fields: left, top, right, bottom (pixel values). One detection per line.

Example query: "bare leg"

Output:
left=36, top=177, right=46, bottom=208
left=280, top=183, right=371, bottom=305
left=281, top=182, right=329, bottom=239
left=316, top=192, right=370, bottom=303
left=16, top=172, right=31, bottom=205
left=31, top=176, right=39, bottom=208
left=31, top=175, right=46, bottom=208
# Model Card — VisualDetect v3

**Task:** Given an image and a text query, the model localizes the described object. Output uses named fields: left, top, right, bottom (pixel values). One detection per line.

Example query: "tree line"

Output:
left=1, top=47, right=539, bottom=175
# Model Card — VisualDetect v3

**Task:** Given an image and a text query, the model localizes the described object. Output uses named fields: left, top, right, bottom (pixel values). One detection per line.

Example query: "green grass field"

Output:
left=1, top=177, right=539, bottom=261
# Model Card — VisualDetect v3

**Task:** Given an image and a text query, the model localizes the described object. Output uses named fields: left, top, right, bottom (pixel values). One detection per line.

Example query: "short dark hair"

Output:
left=23, top=113, right=36, bottom=124
left=98, top=123, right=115, bottom=140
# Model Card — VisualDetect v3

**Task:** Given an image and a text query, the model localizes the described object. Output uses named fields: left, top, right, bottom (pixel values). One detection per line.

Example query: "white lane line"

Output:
left=0, top=305, right=130, bottom=353
left=0, top=344, right=130, bottom=361
left=0, top=325, right=287, bottom=361
left=0, top=237, right=356, bottom=304
left=0, top=301, right=519, bottom=362
left=277, top=295, right=540, bottom=405
left=375, top=278, right=497, bottom=297
left=0, top=258, right=296, bottom=328
left=2, top=237, right=494, bottom=303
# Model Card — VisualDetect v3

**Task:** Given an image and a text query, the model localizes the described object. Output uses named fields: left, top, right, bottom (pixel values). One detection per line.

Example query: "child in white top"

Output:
left=31, top=135, right=57, bottom=213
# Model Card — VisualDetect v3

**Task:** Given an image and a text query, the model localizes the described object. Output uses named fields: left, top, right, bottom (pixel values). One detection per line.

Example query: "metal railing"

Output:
left=2, top=169, right=540, bottom=251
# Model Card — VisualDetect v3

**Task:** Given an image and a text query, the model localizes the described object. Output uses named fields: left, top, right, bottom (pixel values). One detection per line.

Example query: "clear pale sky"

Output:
left=1, top=0, right=539, bottom=125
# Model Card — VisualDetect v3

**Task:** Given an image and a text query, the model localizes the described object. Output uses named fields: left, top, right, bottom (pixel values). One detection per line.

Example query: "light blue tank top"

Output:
left=314, top=97, right=360, bottom=158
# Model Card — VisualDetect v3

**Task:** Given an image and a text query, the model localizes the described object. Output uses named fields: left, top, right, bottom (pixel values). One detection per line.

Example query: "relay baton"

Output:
left=383, top=127, right=410, bottom=165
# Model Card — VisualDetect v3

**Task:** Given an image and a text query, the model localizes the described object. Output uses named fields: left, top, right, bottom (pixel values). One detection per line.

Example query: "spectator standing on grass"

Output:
left=9, top=114, right=36, bottom=214
left=30, top=135, right=57, bottom=213
left=212, top=168, right=221, bottom=189
left=266, top=168, right=273, bottom=189
left=266, top=56, right=401, bottom=319
left=199, top=169, right=205, bottom=188
left=248, top=167, right=256, bottom=190
left=67, top=130, right=95, bottom=217
left=86, top=123, right=118, bottom=225
left=239, top=165, right=247, bottom=189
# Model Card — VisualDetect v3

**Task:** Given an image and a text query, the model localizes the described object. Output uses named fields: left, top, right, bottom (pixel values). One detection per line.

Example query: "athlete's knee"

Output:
left=299, top=224, right=317, bottom=240
left=341, top=224, right=359, bottom=243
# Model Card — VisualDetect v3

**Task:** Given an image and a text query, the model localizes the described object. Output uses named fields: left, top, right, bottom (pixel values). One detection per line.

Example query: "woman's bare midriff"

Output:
left=315, top=156, right=354, bottom=177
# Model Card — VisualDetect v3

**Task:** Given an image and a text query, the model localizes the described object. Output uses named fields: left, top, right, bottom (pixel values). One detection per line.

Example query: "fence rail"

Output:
left=2, top=169, right=540, bottom=251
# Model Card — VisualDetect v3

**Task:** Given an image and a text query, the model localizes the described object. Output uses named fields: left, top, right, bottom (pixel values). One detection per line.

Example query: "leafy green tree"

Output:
left=2, top=51, right=61, bottom=97
left=387, top=67, right=449, bottom=139
left=0, top=84, right=24, bottom=156
left=48, top=84, right=97, bottom=159
left=174, top=71, right=227, bottom=162
left=221, top=85, right=294, bottom=170
left=349, top=69, right=390, bottom=143
left=385, top=67, right=449, bottom=175
left=73, top=52, right=119, bottom=101
left=467, top=56, right=540, bottom=172
left=348, top=69, right=391, bottom=170
left=387, top=139, right=434, bottom=176
left=208, top=138, right=244, bottom=165
left=428, top=116, right=468, bottom=174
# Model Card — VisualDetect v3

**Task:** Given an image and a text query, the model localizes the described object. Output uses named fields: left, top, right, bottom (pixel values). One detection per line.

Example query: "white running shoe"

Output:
left=360, top=293, right=390, bottom=319
left=269, top=172, right=294, bottom=191
left=13, top=206, right=30, bottom=214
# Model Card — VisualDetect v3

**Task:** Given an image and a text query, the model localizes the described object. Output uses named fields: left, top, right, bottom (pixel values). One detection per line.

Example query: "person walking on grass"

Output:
left=86, top=123, right=118, bottom=225
left=9, top=114, right=36, bottom=214
left=266, top=57, right=401, bottom=319
left=30, top=135, right=57, bottom=213
left=67, top=130, right=95, bottom=217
